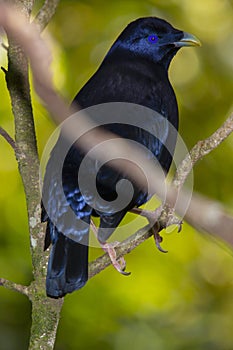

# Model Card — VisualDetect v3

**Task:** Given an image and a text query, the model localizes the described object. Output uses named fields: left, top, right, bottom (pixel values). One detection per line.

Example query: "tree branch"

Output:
left=1, top=42, right=9, bottom=51
left=34, top=0, right=60, bottom=32
left=0, top=126, right=17, bottom=150
left=159, top=112, right=233, bottom=238
left=173, top=113, right=233, bottom=189
left=0, top=278, right=29, bottom=296
left=2, top=1, right=46, bottom=280
left=0, top=3, right=63, bottom=349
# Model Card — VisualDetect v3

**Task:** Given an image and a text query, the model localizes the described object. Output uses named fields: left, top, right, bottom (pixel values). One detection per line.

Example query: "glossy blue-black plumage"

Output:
left=42, top=17, right=187, bottom=298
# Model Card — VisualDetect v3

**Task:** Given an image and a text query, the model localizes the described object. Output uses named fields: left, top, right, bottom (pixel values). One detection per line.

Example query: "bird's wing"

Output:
left=42, top=145, right=91, bottom=245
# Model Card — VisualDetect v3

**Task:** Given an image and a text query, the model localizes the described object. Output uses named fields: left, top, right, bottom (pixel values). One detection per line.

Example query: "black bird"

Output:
left=42, top=17, right=200, bottom=298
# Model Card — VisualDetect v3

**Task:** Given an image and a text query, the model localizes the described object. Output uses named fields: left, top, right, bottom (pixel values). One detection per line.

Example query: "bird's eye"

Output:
left=148, top=35, right=158, bottom=44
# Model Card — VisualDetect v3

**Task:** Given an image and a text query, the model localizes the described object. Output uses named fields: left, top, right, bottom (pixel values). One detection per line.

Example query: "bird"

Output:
left=42, top=17, right=200, bottom=298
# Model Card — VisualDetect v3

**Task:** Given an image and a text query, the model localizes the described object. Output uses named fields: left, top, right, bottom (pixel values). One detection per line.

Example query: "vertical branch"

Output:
left=5, top=0, right=47, bottom=292
left=1, top=1, right=63, bottom=349
left=7, top=23, right=46, bottom=279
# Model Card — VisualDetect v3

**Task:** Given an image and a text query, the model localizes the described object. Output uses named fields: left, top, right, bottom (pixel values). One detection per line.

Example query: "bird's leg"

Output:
left=90, top=220, right=130, bottom=276
left=90, top=219, right=98, bottom=236
left=101, top=241, right=131, bottom=276
left=130, top=207, right=162, bottom=222
left=131, top=207, right=183, bottom=252
left=130, top=207, right=167, bottom=253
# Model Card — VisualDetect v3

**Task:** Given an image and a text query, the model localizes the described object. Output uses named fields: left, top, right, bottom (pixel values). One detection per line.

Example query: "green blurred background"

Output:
left=0, top=0, right=233, bottom=349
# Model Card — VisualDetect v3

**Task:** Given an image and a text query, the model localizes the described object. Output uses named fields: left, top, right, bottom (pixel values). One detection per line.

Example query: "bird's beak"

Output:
left=175, top=32, right=201, bottom=47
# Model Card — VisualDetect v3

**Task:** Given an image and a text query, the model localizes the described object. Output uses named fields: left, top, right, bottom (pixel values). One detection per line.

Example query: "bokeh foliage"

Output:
left=0, top=0, right=233, bottom=349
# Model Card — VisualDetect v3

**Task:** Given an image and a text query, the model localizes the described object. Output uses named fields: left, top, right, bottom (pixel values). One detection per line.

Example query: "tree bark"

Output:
left=1, top=1, right=63, bottom=349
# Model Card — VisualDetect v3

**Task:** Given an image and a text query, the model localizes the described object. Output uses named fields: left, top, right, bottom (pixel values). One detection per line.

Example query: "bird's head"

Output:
left=107, top=17, right=201, bottom=69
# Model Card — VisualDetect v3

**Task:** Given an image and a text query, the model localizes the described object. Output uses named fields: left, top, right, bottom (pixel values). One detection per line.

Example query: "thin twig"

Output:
left=0, top=278, right=29, bottom=296
left=158, top=112, right=233, bottom=226
left=0, top=126, right=17, bottom=150
left=34, top=0, right=61, bottom=32
left=1, top=66, right=8, bottom=74
left=173, top=113, right=233, bottom=189
left=1, top=42, right=9, bottom=51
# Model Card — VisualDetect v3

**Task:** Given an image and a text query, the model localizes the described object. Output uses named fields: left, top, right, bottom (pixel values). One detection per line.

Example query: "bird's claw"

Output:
left=177, top=220, right=183, bottom=233
left=101, top=241, right=131, bottom=276
left=153, top=231, right=168, bottom=253
left=166, top=217, right=183, bottom=233
left=131, top=207, right=168, bottom=253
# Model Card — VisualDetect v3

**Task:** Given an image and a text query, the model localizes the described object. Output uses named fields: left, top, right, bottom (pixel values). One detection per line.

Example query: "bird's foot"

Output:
left=166, top=216, right=183, bottom=233
left=131, top=207, right=183, bottom=252
left=130, top=207, right=162, bottom=223
left=101, top=241, right=131, bottom=276
left=131, top=207, right=168, bottom=253
left=152, top=227, right=168, bottom=253
left=90, top=221, right=130, bottom=275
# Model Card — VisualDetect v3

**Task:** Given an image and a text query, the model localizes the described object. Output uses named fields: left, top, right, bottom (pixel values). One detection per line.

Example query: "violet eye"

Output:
left=148, top=35, right=158, bottom=44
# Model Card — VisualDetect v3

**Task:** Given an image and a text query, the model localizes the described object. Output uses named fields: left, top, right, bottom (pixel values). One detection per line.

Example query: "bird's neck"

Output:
left=104, top=45, right=177, bottom=72
left=103, top=47, right=170, bottom=79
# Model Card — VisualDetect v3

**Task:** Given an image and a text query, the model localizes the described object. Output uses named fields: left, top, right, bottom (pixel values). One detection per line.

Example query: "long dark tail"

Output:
left=45, top=226, right=88, bottom=298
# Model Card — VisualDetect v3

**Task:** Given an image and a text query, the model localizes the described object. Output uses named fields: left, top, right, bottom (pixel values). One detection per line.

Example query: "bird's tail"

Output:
left=45, top=228, right=88, bottom=298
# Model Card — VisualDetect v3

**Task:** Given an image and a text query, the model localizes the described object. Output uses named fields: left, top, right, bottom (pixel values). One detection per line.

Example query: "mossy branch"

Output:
left=0, top=2, right=62, bottom=350
left=34, top=0, right=61, bottom=31
left=0, top=278, right=29, bottom=296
